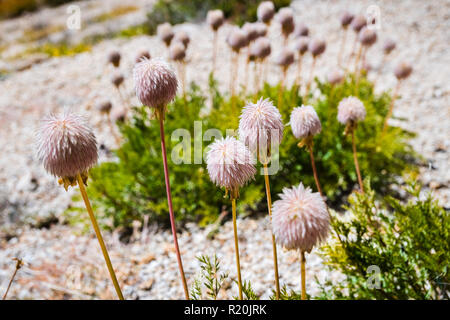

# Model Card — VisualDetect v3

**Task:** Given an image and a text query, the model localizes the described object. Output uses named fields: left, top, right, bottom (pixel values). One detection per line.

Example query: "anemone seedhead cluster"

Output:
left=108, top=51, right=121, bottom=67
left=272, top=183, right=329, bottom=252
left=351, top=15, right=367, bottom=33
left=294, top=36, right=309, bottom=55
left=250, top=37, right=271, bottom=60
left=157, top=23, right=174, bottom=46
left=207, top=9, right=224, bottom=31
left=242, top=22, right=260, bottom=43
left=394, top=61, right=413, bottom=80
left=290, top=105, right=322, bottom=140
left=294, top=22, right=309, bottom=37
left=340, top=11, right=354, bottom=28
left=308, top=39, right=326, bottom=57
left=173, top=31, right=190, bottom=48
left=238, top=98, right=284, bottom=155
left=227, top=28, right=248, bottom=52
left=133, top=58, right=178, bottom=111
left=337, top=96, right=366, bottom=125
left=36, top=110, right=98, bottom=181
left=358, top=27, right=377, bottom=46
left=275, top=48, right=294, bottom=67
left=257, top=1, right=275, bottom=24
left=383, top=39, right=396, bottom=55
left=277, top=8, right=295, bottom=37
left=206, top=136, right=256, bottom=197
left=169, top=42, right=186, bottom=61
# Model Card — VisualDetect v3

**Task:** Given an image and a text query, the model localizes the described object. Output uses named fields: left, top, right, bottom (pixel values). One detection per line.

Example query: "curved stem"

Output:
left=308, top=146, right=322, bottom=195
left=2, top=259, right=22, bottom=300
left=263, top=163, right=280, bottom=300
left=107, top=116, right=121, bottom=146
left=300, top=250, right=306, bottom=300
left=157, top=112, right=190, bottom=299
left=76, top=174, right=124, bottom=300
left=231, top=198, right=243, bottom=300
left=351, top=129, right=364, bottom=194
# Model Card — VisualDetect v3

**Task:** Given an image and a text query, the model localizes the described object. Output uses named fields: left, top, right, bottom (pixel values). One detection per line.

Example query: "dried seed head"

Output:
left=394, top=61, right=413, bottom=80
left=383, top=39, right=396, bottom=55
left=238, top=97, right=284, bottom=154
left=111, top=106, right=127, bottom=123
left=257, top=1, right=275, bottom=24
left=242, top=22, right=260, bottom=42
left=358, top=27, right=377, bottom=46
left=173, top=30, right=190, bottom=48
left=36, top=110, right=98, bottom=179
left=294, top=22, right=309, bottom=37
left=272, top=183, right=329, bottom=252
left=133, top=58, right=178, bottom=109
left=135, top=50, right=151, bottom=63
left=308, top=38, right=326, bottom=57
left=108, top=51, right=121, bottom=67
left=111, top=73, right=124, bottom=88
left=226, top=28, right=248, bottom=52
left=207, top=9, right=224, bottom=31
left=337, top=96, right=366, bottom=124
left=254, top=22, right=268, bottom=38
left=277, top=8, right=295, bottom=37
left=351, top=15, right=367, bottom=33
left=169, top=41, right=186, bottom=61
left=206, top=136, right=256, bottom=195
left=340, top=11, right=354, bottom=28
left=250, top=37, right=271, bottom=60
left=294, top=36, right=309, bottom=55
left=96, top=101, right=112, bottom=114
left=290, top=105, right=322, bottom=139
left=157, top=23, right=174, bottom=46
left=327, top=69, right=345, bottom=85
left=275, top=47, right=294, bottom=67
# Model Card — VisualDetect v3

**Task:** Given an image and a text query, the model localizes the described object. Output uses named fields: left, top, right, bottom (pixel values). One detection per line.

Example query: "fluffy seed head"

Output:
left=272, top=183, right=329, bottom=252
left=226, top=28, right=248, bottom=51
left=238, top=97, right=284, bottom=154
left=275, top=47, right=294, bottom=67
left=108, top=51, right=121, bottom=67
left=173, top=30, right=190, bottom=48
left=135, top=50, right=151, bottom=63
left=308, top=38, right=326, bottom=57
left=36, top=110, right=98, bottom=179
left=242, top=23, right=260, bottom=42
left=111, top=106, right=127, bottom=123
left=358, top=27, right=377, bottom=46
left=207, top=10, right=224, bottom=31
left=257, top=1, right=275, bottom=24
left=351, top=15, right=367, bottom=32
left=206, top=136, right=256, bottom=192
left=290, top=105, right=322, bottom=139
left=337, top=96, right=366, bottom=124
left=96, top=101, right=112, bottom=114
left=383, top=39, right=396, bottom=54
left=394, top=61, right=413, bottom=80
left=340, top=11, right=354, bottom=27
left=328, top=69, right=344, bottom=85
left=294, top=36, right=309, bottom=55
left=111, top=73, right=124, bottom=88
left=254, top=22, right=268, bottom=38
left=133, top=58, right=178, bottom=109
left=157, top=23, right=174, bottom=46
left=277, top=8, right=295, bottom=37
left=294, top=22, right=309, bottom=37
left=169, top=41, right=186, bottom=61
left=250, top=37, right=271, bottom=60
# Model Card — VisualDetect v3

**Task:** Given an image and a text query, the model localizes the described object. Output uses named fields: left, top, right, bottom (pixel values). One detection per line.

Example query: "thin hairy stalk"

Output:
left=300, top=250, right=306, bottom=300
left=382, top=81, right=401, bottom=136
left=76, top=174, right=124, bottom=300
left=308, top=146, right=322, bottom=195
left=157, top=110, right=189, bottom=299
left=263, top=163, right=281, bottom=300
left=231, top=198, right=243, bottom=300
left=2, top=259, right=23, bottom=300
left=305, top=57, right=316, bottom=99
left=338, top=28, right=348, bottom=66
left=351, top=129, right=364, bottom=193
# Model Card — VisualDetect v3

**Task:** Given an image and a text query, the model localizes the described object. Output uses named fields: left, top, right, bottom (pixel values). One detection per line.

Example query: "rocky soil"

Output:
left=0, top=0, right=448, bottom=299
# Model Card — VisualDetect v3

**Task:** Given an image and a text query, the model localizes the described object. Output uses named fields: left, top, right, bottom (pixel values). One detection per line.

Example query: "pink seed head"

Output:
left=275, top=47, right=294, bottom=67
left=294, top=36, right=309, bottom=55
left=394, top=61, right=413, bottom=80
left=157, top=23, right=174, bottom=46
left=36, top=110, right=98, bottom=179
left=207, top=10, right=224, bottom=31
left=337, top=96, right=366, bottom=124
left=257, top=1, right=275, bottom=24
left=327, top=69, right=344, bottom=85
left=277, top=8, right=295, bottom=37
left=272, top=183, right=329, bottom=252
left=340, top=11, right=354, bottom=28
left=308, top=38, right=326, bottom=57
left=250, top=37, right=271, bottom=60
left=290, top=105, right=322, bottom=139
left=294, top=22, right=309, bottom=37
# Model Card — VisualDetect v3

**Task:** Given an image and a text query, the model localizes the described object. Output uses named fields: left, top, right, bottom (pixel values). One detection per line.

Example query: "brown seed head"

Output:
left=394, top=61, right=413, bottom=80
left=358, top=27, right=377, bottom=46
left=275, top=47, right=294, bottom=67
left=157, top=23, right=174, bottom=46
left=340, top=11, right=354, bottom=28
left=207, top=9, right=224, bottom=31
left=169, top=41, right=186, bottom=61
left=294, top=22, right=309, bottom=37
left=294, top=36, right=309, bottom=55
left=351, top=15, right=367, bottom=33
left=257, top=1, right=275, bottom=24
left=108, top=51, right=121, bottom=67
left=308, top=38, right=326, bottom=57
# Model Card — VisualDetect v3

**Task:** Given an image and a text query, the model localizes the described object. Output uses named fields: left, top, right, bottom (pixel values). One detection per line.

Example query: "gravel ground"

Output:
left=0, top=0, right=448, bottom=299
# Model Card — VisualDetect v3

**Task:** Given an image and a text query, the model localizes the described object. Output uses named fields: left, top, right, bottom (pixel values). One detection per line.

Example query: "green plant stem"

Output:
left=76, top=174, right=124, bottom=300
left=231, top=198, right=243, bottom=300
left=300, top=250, right=306, bottom=300
left=263, top=163, right=280, bottom=300
left=2, top=259, right=23, bottom=300
left=351, top=129, right=364, bottom=194
left=157, top=110, right=190, bottom=299
left=308, top=145, right=322, bottom=195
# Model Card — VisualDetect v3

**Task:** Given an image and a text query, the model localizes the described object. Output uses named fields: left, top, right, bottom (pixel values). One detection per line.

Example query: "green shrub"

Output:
left=0, top=0, right=82, bottom=19
left=318, top=180, right=450, bottom=299
left=145, top=0, right=291, bottom=34
left=67, top=74, right=417, bottom=232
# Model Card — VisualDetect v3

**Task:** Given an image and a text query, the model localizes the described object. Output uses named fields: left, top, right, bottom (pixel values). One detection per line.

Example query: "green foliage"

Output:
left=71, top=74, right=417, bottom=231
left=240, top=280, right=260, bottom=300
left=190, top=255, right=229, bottom=300
left=318, top=180, right=450, bottom=299
left=0, top=0, right=81, bottom=19
left=145, top=0, right=291, bottom=34
left=270, top=285, right=302, bottom=300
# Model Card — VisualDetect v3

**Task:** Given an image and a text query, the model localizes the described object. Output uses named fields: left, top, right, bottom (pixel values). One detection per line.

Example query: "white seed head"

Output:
left=337, top=96, right=366, bottom=124
left=290, top=105, right=322, bottom=139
